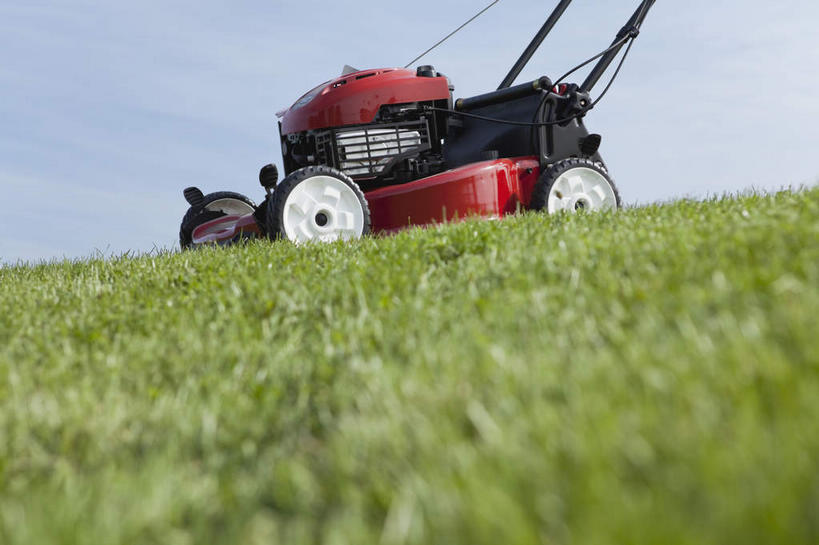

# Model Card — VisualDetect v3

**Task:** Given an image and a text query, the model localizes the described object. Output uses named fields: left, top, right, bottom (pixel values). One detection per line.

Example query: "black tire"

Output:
left=179, top=191, right=257, bottom=249
left=530, top=158, right=621, bottom=213
left=266, top=166, right=371, bottom=243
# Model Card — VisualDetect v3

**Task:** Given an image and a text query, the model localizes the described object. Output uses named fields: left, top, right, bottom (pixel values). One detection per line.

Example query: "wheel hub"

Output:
left=547, top=167, right=617, bottom=214
left=281, top=175, right=366, bottom=243
left=314, top=211, right=330, bottom=227
left=571, top=195, right=591, bottom=211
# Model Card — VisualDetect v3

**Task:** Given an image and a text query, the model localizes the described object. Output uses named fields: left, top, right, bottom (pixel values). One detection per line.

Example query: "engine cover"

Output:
left=279, top=68, right=451, bottom=134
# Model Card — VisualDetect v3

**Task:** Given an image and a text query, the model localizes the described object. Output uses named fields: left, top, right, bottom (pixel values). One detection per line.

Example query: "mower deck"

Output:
left=366, top=157, right=540, bottom=234
left=191, top=158, right=542, bottom=245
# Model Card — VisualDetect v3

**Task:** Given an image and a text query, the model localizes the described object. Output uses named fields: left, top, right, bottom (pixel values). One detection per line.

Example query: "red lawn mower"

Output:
left=179, top=0, right=655, bottom=248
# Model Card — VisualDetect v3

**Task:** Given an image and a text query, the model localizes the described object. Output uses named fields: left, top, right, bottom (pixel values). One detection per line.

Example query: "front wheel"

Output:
left=179, top=190, right=257, bottom=249
left=266, top=166, right=370, bottom=243
left=530, top=158, right=621, bottom=214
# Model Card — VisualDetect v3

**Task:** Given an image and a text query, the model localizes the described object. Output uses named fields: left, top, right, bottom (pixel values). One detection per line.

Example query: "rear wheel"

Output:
left=267, top=166, right=370, bottom=243
left=179, top=191, right=257, bottom=249
left=530, top=158, right=620, bottom=214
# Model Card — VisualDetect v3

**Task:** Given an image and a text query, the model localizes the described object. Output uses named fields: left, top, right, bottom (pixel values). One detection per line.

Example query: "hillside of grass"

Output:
left=1, top=188, right=818, bottom=544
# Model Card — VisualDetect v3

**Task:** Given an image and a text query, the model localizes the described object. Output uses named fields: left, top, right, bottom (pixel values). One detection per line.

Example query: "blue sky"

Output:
left=1, top=0, right=817, bottom=263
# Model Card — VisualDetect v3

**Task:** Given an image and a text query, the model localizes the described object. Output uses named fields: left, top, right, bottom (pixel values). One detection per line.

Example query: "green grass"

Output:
left=1, top=188, right=818, bottom=544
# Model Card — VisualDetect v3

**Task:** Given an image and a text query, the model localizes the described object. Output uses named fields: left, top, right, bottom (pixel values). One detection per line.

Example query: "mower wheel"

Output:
left=530, top=158, right=621, bottom=214
left=179, top=191, right=257, bottom=249
left=267, top=166, right=370, bottom=244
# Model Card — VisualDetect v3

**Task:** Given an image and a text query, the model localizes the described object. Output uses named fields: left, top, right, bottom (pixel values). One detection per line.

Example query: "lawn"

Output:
left=1, top=188, right=818, bottom=544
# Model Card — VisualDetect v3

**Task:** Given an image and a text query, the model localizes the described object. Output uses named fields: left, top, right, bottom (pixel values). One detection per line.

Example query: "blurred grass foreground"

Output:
left=1, top=188, right=818, bottom=544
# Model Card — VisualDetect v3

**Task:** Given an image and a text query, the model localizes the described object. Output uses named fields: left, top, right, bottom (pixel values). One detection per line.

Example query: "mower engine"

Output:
left=279, top=67, right=453, bottom=187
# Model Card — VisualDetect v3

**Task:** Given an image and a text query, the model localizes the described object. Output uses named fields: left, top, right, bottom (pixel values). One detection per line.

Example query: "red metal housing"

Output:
left=366, top=157, right=540, bottom=233
left=280, top=68, right=451, bottom=134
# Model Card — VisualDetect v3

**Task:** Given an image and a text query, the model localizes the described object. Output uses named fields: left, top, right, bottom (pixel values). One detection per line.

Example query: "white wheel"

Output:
left=282, top=176, right=365, bottom=243
left=268, top=166, right=370, bottom=243
left=547, top=167, right=617, bottom=213
left=531, top=158, right=621, bottom=214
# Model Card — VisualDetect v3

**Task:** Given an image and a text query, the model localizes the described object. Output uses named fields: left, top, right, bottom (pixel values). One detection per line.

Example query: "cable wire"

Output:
left=554, top=0, right=650, bottom=88
left=551, top=34, right=630, bottom=88
left=419, top=0, right=651, bottom=129
left=591, top=36, right=635, bottom=108
left=425, top=105, right=582, bottom=128
left=425, top=30, right=641, bottom=129
left=585, top=0, right=649, bottom=106
left=404, top=0, right=501, bottom=68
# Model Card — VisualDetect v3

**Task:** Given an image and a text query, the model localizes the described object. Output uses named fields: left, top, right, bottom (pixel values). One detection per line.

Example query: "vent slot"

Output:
left=321, top=120, right=431, bottom=179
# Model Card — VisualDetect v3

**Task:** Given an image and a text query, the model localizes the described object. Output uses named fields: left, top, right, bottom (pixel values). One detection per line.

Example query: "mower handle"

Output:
left=497, top=0, right=656, bottom=93
left=581, top=0, right=656, bottom=92
left=458, top=76, right=554, bottom=112
left=497, top=0, right=573, bottom=90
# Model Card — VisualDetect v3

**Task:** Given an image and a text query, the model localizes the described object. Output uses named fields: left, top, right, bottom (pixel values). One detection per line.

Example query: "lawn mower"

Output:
left=179, top=0, right=655, bottom=248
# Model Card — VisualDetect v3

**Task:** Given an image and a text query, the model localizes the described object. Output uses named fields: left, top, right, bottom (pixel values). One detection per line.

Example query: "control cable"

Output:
left=404, top=0, right=502, bottom=68
left=424, top=33, right=638, bottom=128
left=424, top=22, right=642, bottom=128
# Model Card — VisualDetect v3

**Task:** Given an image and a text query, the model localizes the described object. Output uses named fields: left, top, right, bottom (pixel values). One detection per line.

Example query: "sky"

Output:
left=1, top=0, right=818, bottom=264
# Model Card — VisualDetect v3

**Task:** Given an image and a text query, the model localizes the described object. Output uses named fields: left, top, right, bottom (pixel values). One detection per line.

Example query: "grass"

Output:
left=1, top=188, right=818, bottom=544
